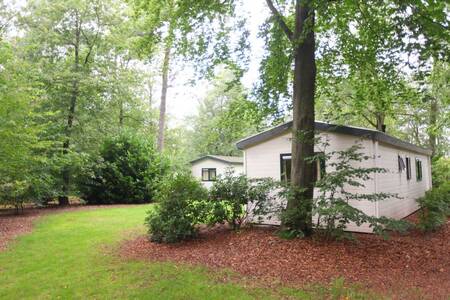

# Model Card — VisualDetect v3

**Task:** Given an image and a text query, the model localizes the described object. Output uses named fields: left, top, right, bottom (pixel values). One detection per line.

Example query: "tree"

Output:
left=259, top=0, right=316, bottom=235
left=190, top=68, right=260, bottom=157
left=0, top=36, right=50, bottom=208
left=20, top=0, right=156, bottom=204
left=425, top=61, right=449, bottom=158
left=316, top=1, right=411, bottom=132
left=130, top=0, right=248, bottom=152
left=185, top=0, right=448, bottom=235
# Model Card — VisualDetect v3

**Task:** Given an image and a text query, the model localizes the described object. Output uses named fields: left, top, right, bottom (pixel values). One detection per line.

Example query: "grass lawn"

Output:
left=0, top=205, right=377, bottom=299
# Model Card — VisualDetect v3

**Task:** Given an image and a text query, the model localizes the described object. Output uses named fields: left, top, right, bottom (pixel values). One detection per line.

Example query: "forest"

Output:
left=0, top=0, right=448, bottom=210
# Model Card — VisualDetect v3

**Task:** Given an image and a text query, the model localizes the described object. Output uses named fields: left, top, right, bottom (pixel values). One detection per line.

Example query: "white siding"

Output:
left=244, top=131, right=376, bottom=233
left=191, top=159, right=244, bottom=189
left=376, top=143, right=431, bottom=219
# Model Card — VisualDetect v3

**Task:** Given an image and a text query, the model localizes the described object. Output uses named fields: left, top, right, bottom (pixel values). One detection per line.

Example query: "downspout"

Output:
left=243, top=150, right=247, bottom=176
left=372, top=137, right=380, bottom=218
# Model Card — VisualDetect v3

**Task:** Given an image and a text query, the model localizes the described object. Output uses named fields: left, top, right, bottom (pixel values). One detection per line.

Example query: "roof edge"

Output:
left=190, top=155, right=244, bottom=165
left=236, top=121, right=432, bottom=156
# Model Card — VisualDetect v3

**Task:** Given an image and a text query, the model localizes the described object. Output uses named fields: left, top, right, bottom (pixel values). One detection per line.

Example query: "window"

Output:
left=280, top=154, right=292, bottom=182
left=280, top=153, right=325, bottom=183
left=201, top=168, right=216, bottom=181
left=398, top=155, right=405, bottom=173
left=405, top=157, right=411, bottom=180
left=416, top=159, right=423, bottom=181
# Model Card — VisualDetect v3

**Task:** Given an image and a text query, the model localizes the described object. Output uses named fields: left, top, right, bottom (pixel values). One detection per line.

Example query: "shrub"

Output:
left=417, top=182, right=450, bottom=232
left=282, top=144, right=410, bottom=240
left=146, top=173, right=208, bottom=243
left=0, top=180, right=28, bottom=213
left=209, top=172, right=276, bottom=230
left=80, top=133, right=167, bottom=204
left=431, top=157, right=450, bottom=188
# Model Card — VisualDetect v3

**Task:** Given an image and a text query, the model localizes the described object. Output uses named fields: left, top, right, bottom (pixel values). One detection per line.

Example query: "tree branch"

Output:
left=265, top=0, right=293, bottom=41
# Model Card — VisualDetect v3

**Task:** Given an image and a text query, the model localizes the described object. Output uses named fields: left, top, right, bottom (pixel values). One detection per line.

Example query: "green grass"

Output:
left=0, top=205, right=379, bottom=299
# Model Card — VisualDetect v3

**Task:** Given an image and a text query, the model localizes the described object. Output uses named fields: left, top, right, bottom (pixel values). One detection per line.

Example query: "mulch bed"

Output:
left=0, top=204, right=130, bottom=251
left=120, top=217, right=450, bottom=299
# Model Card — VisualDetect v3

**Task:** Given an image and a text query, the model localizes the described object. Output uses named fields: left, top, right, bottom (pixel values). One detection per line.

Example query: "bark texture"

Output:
left=429, top=98, right=438, bottom=157
left=60, top=12, right=81, bottom=206
left=157, top=43, right=171, bottom=152
left=287, top=0, right=316, bottom=235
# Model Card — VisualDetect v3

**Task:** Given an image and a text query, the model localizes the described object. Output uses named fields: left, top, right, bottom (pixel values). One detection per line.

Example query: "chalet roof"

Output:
left=236, top=121, right=432, bottom=156
left=190, top=155, right=243, bottom=165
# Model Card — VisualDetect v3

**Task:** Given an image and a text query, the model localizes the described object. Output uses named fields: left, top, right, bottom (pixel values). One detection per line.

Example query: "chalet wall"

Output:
left=376, top=143, right=431, bottom=219
left=244, top=131, right=377, bottom=232
left=191, top=159, right=243, bottom=189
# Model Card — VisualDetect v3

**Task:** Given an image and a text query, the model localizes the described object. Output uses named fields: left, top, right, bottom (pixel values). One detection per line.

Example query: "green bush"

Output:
left=294, top=144, right=410, bottom=240
left=417, top=182, right=450, bottom=232
left=146, top=173, right=208, bottom=243
left=209, top=172, right=276, bottom=230
left=80, top=133, right=167, bottom=204
left=432, top=157, right=450, bottom=188
left=0, top=180, right=28, bottom=212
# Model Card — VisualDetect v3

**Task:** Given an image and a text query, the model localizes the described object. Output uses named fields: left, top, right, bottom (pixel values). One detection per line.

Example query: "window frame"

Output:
left=280, top=153, right=292, bottom=182
left=280, top=152, right=326, bottom=183
left=398, top=155, right=406, bottom=173
left=405, top=157, right=412, bottom=180
left=201, top=168, right=217, bottom=182
left=415, top=158, right=423, bottom=181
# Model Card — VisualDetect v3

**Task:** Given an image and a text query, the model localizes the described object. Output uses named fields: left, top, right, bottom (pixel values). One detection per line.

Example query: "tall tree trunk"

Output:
left=60, top=13, right=80, bottom=206
left=286, top=0, right=316, bottom=236
left=157, top=43, right=171, bottom=152
left=429, top=97, right=438, bottom=157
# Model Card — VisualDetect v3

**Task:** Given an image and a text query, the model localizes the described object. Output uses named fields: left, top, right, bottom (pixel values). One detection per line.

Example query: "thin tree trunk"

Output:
left=429, top=97, right=438, bottom=157
left=119, top=99, right=124, bottom=127
left=286, top=0, right=316, bottom=236
left=375, top=113, right=386, bottom=132
left=115, top=55, right=124, bottom=128
left=60, top=12, right=80, bottom=206
left=157, top=43, right=171, bottom=152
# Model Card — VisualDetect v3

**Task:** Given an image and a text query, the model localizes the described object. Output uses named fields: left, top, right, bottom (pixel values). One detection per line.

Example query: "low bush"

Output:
left=80, top=133, right=168, bottom=204
left=0, top=180, right=28, bottom=213
left=431, top=157, right=450, bottom=188
left=209, top=172, right=276, bottom=230
left=417, top=182, right=450, bottom=232
left=146, top=173, right=208, bottom=243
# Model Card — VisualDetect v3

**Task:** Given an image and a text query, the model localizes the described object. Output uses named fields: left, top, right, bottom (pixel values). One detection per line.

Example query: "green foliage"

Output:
left=0, top=38, right=55, bottom=207
left=417, top=182, right=450, bottom=232
left=18, top=0, right=158, bottom=201
left=130, top=0, right=248, bottom=78
left=256, top=18, right=293, bottom=121
left=311, top=143, right=409, bottom=239
left=190, top=68, right=261, bottom=157
left=209, top=172, right=276, bottom=230
left=277, top=228, right=305, bottom=240
left=146, top=173, right=208, bottom=243
left=80, top=132, right=167, bottom=204
left=0, top=181, right=28, bottom=212
left=432, top=157, right=450, bottom=188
